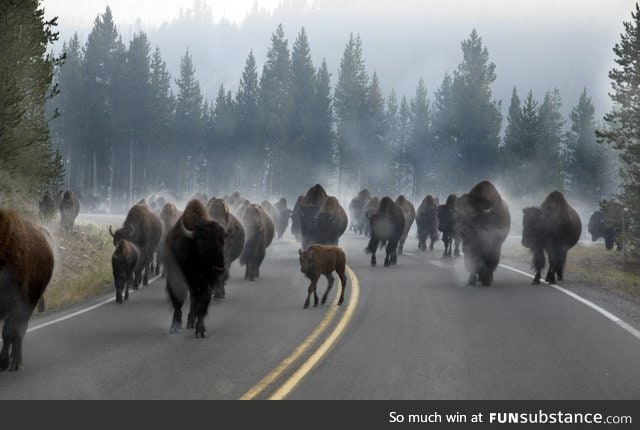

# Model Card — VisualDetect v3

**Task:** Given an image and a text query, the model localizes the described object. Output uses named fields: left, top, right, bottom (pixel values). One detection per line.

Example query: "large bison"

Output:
left=416, top=195, right=439, bottom=251
left=165, top=199, right=226, bottom=337
left=59, top=191, right=80, bottom=230
left=588, top=200, right=625, bottom=251
left=207, top=197, right=245, bottom=299
left=455, top=181, right=511, bottom=286
left=314, top=196, right=348, bottom=247
left=274, top=197, right=292, bottom=239
left=299, top=184, right=329, bottom=250
left=1, top=209, right=54, bottom=371
left=522, top=191, right=582, bottom=285
left=110, top=203, right=162, bottom=287
left=298, top=244, right=347, bottom=309
left=348, top=189, right=371, bottom=235
left=438, top=194, right=461, bottom=257
left=395, top=195, right=416, bottom=254
left=240, top=203, right=275, bottom=281
left=365, top=196, right=406, bottom=267
left=111, top=239, right=140, bottom=304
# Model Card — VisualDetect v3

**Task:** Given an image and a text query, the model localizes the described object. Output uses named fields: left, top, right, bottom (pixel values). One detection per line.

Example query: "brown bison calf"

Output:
left=111, top=239, right=140, bottom=304
left=1, top=209, right=54, bottom=371
left=298, top=245, right=347, bottom=309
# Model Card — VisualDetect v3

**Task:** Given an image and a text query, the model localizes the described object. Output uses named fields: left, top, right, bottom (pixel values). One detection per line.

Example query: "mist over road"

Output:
left=1, top=232, right=640, bottom=399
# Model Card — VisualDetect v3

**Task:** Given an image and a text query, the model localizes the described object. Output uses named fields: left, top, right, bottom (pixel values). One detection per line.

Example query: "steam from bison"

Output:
left=522, top=191, right=582, bottom=285
left=365, top=196, right=406, bottom=267
left=1, top=209, right=54, bottom=371
left=298, top=245, right=347, bottom=309
left=165, top=199, right=226, bottom=337
left=456, top=181, right=511, bottom=286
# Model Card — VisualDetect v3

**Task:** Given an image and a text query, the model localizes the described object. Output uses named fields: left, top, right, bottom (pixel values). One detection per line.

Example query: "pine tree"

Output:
left=312, top=59, right=334, bottom=189
left=567, top=88, right=602, bottom=201
left=364, top=72, right=387, bottom=194
left=596, top=4, right=640, bottom=256
left=334, top=33, right=369, bottom=194
left=409, top=77, right=432, bottom=199
left=538, top=88, right=565, bottom=192
left=235, top=50, right=260, bottom=196
left=174, top=48, right=204, bottom=197
left=450, top=29, right=502, bottom=190
left=0, top=0, right=64, bottom=208
left=257, top=24, right=291, bottom=198
left=432, top=73, right=458, bottom=195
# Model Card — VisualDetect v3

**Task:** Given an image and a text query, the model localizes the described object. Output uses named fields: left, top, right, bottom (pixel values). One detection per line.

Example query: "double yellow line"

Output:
left=239, top=250, right=360, bottom=400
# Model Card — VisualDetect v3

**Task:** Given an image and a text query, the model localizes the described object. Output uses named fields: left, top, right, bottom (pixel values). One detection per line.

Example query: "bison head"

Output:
left=181, top=219, right=226, bottom=282
left=298, top=247, right=315, bottom=275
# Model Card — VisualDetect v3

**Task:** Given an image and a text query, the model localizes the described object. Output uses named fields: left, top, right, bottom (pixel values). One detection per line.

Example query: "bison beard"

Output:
left=456, top=181, right=511, bottom=286
left=165, top=200, right=226, bottom=338
left=1, top=209, right=54, bottom=371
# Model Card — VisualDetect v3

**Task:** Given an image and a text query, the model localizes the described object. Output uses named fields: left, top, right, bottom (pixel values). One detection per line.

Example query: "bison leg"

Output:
left=187, top=299, right=196, bottom=329
left=166, top=279, right=186, bottom=334
left=321, top=273, right=334, bottom=306
left=386, top=240, right=399, bottom=266
left=0, top=307, right=31, bottom=371
left=304, top=274, right=320, bottom=309
left=337, top=268, right=347, bottom=306
left=479, top=268, right=493, bottom=286
left=142, top=255, right=150, bottom=286
left=467, top=273, right=477, bottom=287
left=532, top=270, right=541, bottom=285
left=545, top=267, right=556, bottom=284
left=366, top=238, right=379, bottom=266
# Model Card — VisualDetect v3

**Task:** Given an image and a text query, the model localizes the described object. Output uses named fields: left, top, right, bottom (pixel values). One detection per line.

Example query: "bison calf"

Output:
left=111, top=239, right=140, bottom=304
left=298, top=245, right=347, bottom=309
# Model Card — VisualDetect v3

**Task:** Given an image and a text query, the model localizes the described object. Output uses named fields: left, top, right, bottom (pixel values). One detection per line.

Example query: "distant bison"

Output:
left=207, top=197, right=245, bottom=299
left=59, top=191, right=80, bottom=230
left=522, top=191, right=582, bottom=285
left=348, top=189, right=371, bottom=235
left=438, top=194, right=461, bottom=257
left=274, top=197, right=292, bottom=239
left=395, top=195, right=416, bottom=254
left=110, top=203, right=162, bottom=287
left=38, top=193, right=57, bottom=220
left=240, top=204, right=275, bottom=281
left=298, top=245, right=347, bottom=309
left=165, top=199, right=226, bottom=337
left=111, top=239, right=140, bottom=304
left=365, top=196, right=406, bottom=267
left=456, top=181, right=510, bottom=286
left=416, top=195, right=439, bottom=251
left=588, top=200, right=625, bottom=251
left=1, top=209, right=54, bottom=371
left=363, top=196, right=380, bottom=238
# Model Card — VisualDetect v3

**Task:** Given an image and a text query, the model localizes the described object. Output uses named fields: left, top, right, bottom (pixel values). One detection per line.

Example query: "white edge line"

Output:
left=26, top=273, right=163, bottom=334
left=499, top=263, right=640, bottom=342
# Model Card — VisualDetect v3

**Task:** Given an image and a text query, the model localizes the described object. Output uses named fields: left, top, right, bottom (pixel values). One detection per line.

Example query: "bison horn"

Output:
left=109, top=225, right=115, bottom=237
left=180, top=219, right=194, bottom=239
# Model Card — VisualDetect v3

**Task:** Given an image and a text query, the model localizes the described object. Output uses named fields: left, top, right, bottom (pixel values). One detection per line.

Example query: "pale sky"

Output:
left=41, top=0, right=283, bottom=28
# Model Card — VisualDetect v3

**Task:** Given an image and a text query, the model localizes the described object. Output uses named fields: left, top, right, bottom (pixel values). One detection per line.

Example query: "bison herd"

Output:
left=0, top=180, right=630, bottom=371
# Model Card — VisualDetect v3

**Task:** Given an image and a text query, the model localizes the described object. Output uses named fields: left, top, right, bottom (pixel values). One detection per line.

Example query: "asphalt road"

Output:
left=2, top=225, right=640, bottom=399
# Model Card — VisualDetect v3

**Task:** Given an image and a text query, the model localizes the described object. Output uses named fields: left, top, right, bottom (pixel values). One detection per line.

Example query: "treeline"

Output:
left=0, top=0, right=64, bottom=209
left=48, top=6, right=619, bottom=213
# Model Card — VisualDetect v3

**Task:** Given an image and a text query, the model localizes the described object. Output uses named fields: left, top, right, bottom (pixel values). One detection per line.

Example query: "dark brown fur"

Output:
left=365, top=197, right=406, bottom=267
left=111, top=239, right=140, bottom=304
left=165, top=199, right=226, bottom=338
left=416, top=195, right=439, bottom=251
left=0, top=209, right=54, bottom=370
left=395, top=195, right=416, bottom=254
left=298, top=244, right=347, bottom=309
left=438, top=194, right=461, bottom=257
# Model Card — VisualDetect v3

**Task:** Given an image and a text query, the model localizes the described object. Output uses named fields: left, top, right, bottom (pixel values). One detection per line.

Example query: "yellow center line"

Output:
left=267, top=265, right=360, bottom=400
left=239, top=283, right=341, bottom=400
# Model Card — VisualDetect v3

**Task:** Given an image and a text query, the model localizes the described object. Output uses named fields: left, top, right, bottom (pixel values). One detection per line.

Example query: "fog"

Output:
left=42, top=0, right=636, bottom=119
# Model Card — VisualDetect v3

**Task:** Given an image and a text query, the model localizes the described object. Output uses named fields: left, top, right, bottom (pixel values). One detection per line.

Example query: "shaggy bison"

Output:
left=395, top=195, right=416, bottom=254
left=588, top=200, right=625, bottom=251
left=59, top=191, right=80, bottom=230
left=363, top=196, right=380, bottom=238
left=298, top=245, right=347, bottom=309
left=165, top=199, right=226, bottom=337
left=416, top=195, right=439, bottom=251
left=314, top=196, right=348, bottom=247
left=365, top=197, right=406, bottom=267
left=111, top=239, right=140, bottom=304
left=110, top=203, right=162, bottom=287
left=522, top=191, right=582, bottom=285
left=456, top=181, right=511, bottom=286
left=1, top=209, right=54, bottom=371
left=438, top=194, right=461, bottom=257
left=274, top=197, right=292, bottom=239
left=299, top=184, right=329, bottom=250
left=240, top=204, right=275, bottom=281
left=207, top=197, right=245, bottom=298
left=348, top=189, right=371, bottom=235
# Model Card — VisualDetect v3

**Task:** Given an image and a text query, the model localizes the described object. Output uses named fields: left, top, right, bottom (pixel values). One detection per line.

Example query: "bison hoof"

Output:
left=116, top=295, right=123, bottom=304
left=371, top=261, right=376, bottom=267
left=0, top=358, right=9, bottom=371
left=303, top=302, right=310, bottom=309
left=170, top=324, right=181, bottom=334
left=196, top=331, right=207, bottom=338
left=532, top=279, right=540, bottom=285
